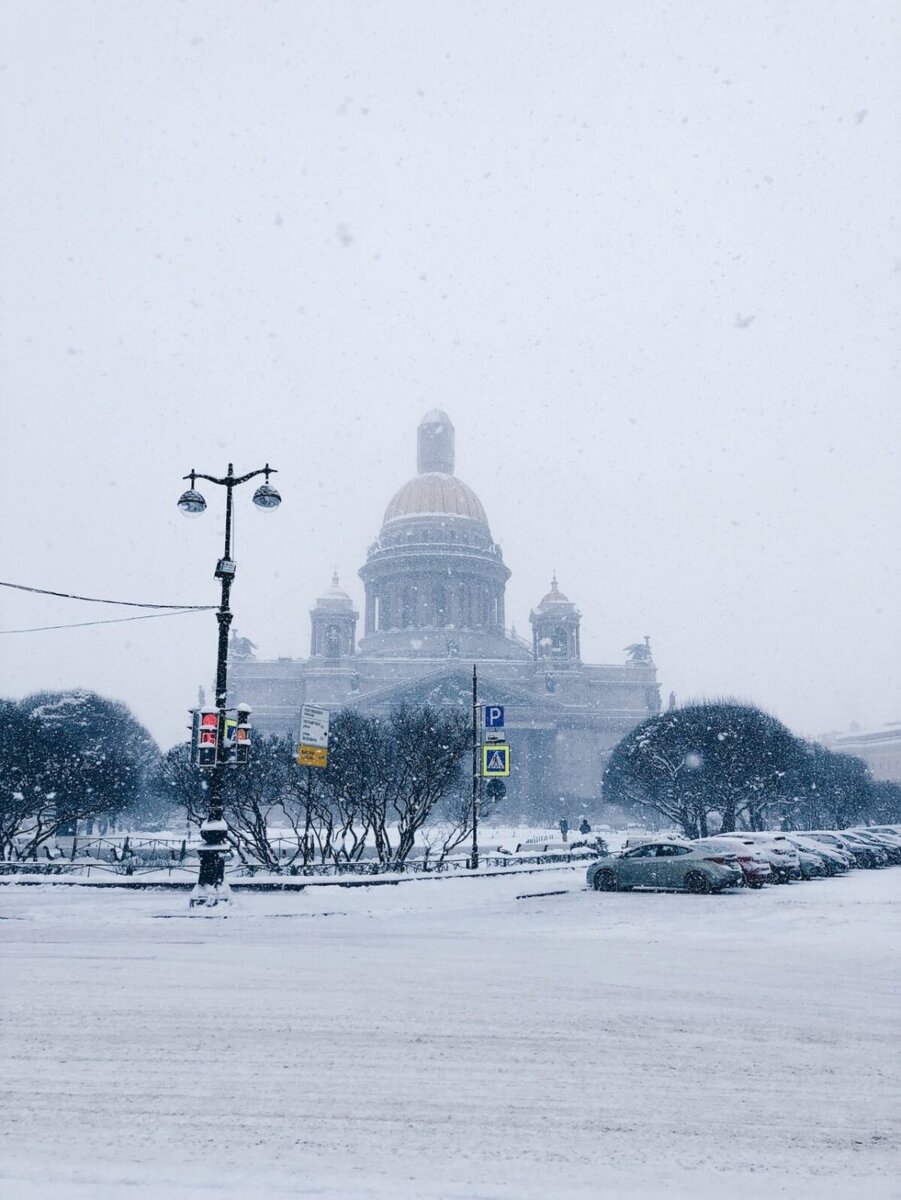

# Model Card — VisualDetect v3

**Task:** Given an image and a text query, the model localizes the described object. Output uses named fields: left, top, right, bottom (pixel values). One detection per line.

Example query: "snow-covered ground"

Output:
left=1, top=869, right=898, bottom=1199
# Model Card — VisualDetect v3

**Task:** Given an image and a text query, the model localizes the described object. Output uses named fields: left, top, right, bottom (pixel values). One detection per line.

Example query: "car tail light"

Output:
left=704, top=855, right=733, bottom=865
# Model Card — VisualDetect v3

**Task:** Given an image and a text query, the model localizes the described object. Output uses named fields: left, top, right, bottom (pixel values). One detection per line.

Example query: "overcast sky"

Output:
left=1, top=1, right=899, bottom=751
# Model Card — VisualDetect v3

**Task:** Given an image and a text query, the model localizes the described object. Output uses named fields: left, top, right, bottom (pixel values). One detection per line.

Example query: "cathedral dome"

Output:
left=381, top=410, right=490, bottom=528
left=359, top=412, right=519, bottom=660
left=313, top=573, right=355, bottom=611
left=383, top=473, right=488, bottom=526
left=536, top=576, right=571, bottom=607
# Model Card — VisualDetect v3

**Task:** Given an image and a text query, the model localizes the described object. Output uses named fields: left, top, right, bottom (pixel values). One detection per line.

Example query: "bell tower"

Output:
left=529, top=576, right=581, bottom=663
left=310, top=574, right=358, bottom=658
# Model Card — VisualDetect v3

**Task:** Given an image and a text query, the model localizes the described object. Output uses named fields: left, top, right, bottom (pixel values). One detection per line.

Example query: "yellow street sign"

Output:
left=297, top=745, right=328, bottom=768
left=482, top=744, right=511, bottom=777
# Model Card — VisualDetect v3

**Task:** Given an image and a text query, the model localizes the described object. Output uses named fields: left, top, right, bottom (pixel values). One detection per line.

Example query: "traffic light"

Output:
left=234, top=704, right=252, bottom=765
left=192, top=707, right=220, bottom=768
left=190, top=705, right=251, bottom=768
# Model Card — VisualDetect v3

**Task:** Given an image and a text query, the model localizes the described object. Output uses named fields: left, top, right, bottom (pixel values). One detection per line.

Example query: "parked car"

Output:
left=782, top=834, right=849, bottom=876
left=795, top=848, right=827, bottom=879
left=622, top=832, right=679, bottom=850
left=866, top=828, right=901, bottom=859
left=848, top=829, right=901, bottom=865
left=805, top=831, right=886, bottom=869
left=840, top=832, right=891, bottom=867
left=711, top=833, right=801, bottom=883
left=587, top=840, right=743, bottom=894
left=693, top=838, right=772, bottom=888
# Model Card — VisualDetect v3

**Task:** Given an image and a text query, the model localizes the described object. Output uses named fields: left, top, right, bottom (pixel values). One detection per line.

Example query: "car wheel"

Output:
left=684, top=870, right=712, bottom=894
left=593, top=868, right=619, bottom=892
left=747, top=879, right=765, bottom=889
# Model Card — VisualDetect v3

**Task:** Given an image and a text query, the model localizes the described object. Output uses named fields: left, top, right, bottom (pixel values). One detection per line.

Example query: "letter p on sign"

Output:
left=485, top=705, right=505, bottom=728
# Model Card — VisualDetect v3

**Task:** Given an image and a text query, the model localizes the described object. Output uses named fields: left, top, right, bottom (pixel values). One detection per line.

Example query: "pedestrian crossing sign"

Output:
left=482, top=744, right=511, bottom=777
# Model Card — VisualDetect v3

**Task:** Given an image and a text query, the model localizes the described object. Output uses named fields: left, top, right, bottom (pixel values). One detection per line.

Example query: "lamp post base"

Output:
left=190, top=820, right=231, bottom=909
left=189, top=879, right=232, bottom=908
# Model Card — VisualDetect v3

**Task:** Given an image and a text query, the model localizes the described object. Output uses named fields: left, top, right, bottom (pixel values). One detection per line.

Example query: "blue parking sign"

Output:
left=484, top=705, right=505, bottom=729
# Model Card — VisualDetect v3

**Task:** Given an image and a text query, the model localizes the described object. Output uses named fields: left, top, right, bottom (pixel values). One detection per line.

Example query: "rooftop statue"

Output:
left=624, top=636, right=653, bottom=665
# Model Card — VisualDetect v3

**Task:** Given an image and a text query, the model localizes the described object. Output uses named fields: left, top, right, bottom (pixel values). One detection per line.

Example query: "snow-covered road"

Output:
left=1, top=869, right=898, bottom=1199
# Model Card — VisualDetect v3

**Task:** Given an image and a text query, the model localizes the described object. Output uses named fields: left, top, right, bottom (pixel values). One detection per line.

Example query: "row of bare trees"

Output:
left=158, top=704, right=489, bottom=872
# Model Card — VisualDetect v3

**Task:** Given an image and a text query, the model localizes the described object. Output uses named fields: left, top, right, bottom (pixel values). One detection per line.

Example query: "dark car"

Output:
left=806, top=832, right=886, bottom=869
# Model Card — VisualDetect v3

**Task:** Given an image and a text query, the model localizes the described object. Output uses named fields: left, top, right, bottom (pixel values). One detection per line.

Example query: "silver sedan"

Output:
left=587, top=840, right=744, bottom=894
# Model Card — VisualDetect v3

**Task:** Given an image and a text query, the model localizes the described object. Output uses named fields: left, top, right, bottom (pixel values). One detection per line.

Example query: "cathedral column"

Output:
left=414, top=574, right=429, bottom=626
left=447, top=581, right=459, bottom=630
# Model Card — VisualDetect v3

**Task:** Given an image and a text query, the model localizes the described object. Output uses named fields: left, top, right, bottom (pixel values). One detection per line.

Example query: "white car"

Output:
left=693, top=838, right=773, bottom=888
left=711, top=833, right=801, bottom=883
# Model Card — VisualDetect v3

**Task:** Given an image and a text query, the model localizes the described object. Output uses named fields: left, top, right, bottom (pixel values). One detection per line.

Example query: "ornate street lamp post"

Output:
left=177, top=463, right=280, bottom=907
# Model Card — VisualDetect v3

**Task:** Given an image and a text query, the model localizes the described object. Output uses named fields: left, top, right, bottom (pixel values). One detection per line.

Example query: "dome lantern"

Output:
left=417, top=409, right=455, bottom=474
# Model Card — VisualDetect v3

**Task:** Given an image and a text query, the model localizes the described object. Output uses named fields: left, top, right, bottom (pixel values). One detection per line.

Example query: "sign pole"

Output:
left=303, top=766, right=313, bottom=866
left=471, top=663, right=479, bottom=871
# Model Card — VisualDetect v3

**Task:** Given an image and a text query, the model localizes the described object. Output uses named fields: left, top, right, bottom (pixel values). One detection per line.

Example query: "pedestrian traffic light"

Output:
left=234, top=704, right=252, bottom=765
left=192, top=707, right=220, bottom=767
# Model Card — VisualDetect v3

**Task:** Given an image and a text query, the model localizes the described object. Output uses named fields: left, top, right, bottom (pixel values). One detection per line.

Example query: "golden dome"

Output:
left=383, top=472, right=488, bottom=525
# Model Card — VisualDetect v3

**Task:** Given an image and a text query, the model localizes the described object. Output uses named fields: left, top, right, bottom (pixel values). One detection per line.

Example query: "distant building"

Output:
left=823, top=724, right=901, bottom=783
left=230, top=411, right=661, bottom=812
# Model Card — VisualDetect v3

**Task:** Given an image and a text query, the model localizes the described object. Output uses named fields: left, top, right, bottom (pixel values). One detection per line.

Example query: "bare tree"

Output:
left=283, top=705, right=471, bottom=869
left=277, top=710, right=388, bottom=867
left=159, top=736, right=292, bottom=871
left=154, top=704, right=483, bottom=875
left=383, top=705, right=470, bottom=865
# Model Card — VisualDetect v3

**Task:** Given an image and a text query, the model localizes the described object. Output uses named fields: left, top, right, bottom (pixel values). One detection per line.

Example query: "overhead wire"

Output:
left=0, top=577, right=216, bottom=634
left=0, top=580, right=214, bottom=610
left=0, top=609, right=212, bottom=634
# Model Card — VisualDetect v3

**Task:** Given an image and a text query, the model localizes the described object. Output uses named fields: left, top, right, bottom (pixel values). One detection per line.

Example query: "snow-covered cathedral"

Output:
left=229, top=411, right=660, bottom=811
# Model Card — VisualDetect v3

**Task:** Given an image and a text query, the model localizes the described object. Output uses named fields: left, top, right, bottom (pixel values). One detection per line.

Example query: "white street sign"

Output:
left=299, top=704, right=330, bottom=749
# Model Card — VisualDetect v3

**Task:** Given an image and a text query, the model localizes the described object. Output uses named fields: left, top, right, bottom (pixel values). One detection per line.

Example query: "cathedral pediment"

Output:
left=351, top=665, right=560, bottom=713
